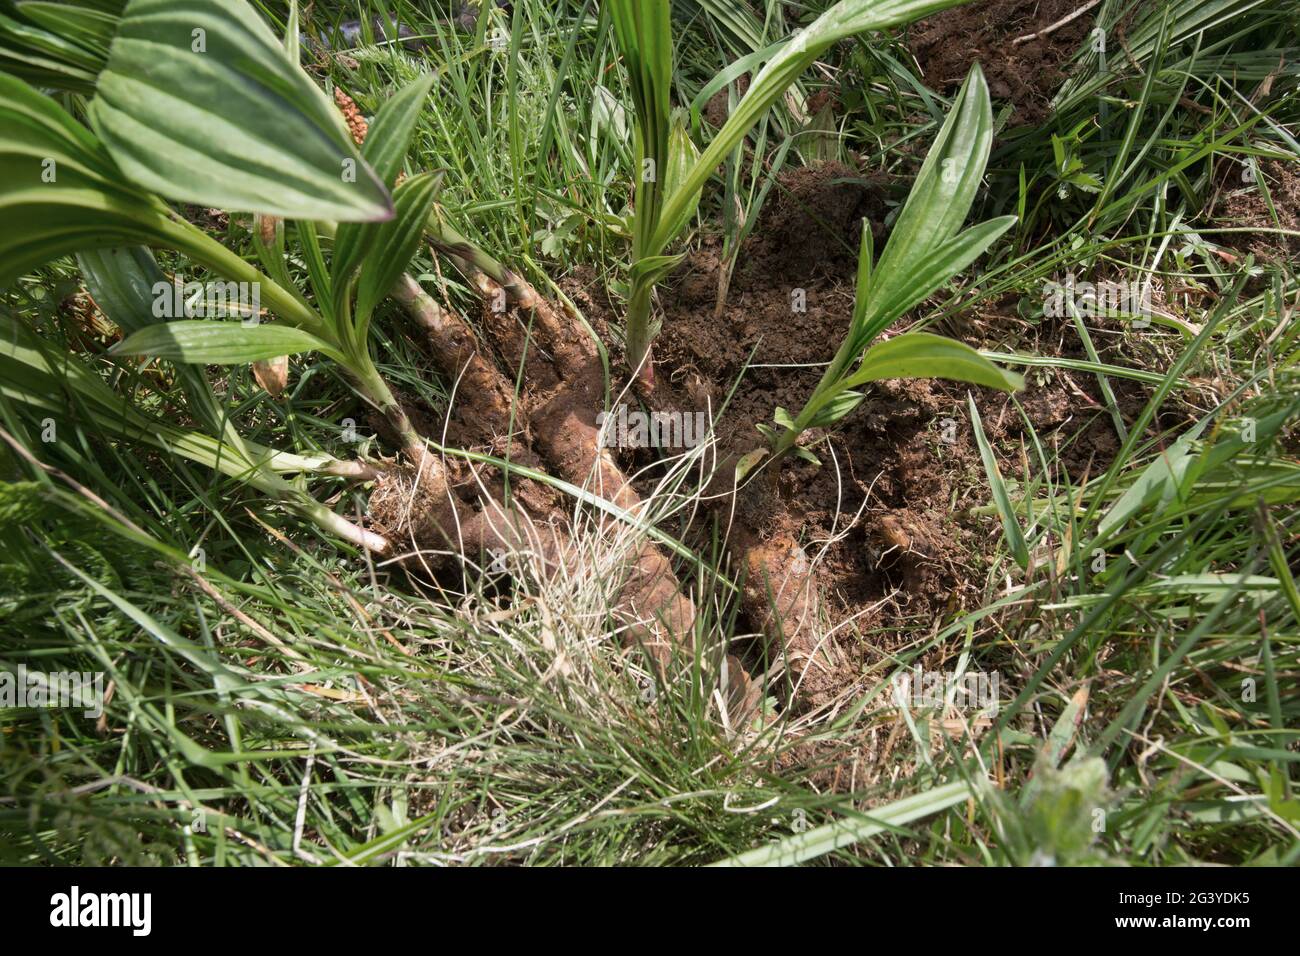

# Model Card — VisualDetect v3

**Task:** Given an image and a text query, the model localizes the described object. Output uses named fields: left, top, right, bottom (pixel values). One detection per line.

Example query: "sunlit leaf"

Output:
left=89, top=0, right=391, bottom=221
left=843, top=333, right=1024, bottom=393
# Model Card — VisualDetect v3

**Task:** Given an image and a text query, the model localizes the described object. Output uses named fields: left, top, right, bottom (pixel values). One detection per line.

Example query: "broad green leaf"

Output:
left=0, top=71, right=178, bottom=288
left=1097, top=432, right=1198, bottom=538
left=15, top=2, right=117, bottom=55
left=852, top=218, right=873, bottom=308
left=803, top=389, right=865, bottom=430
left=282, top=0, right=298, bottom=61
left=791, top=445, right=821, bottom=466
left=21, top=0, right=126, bottom=14
left=361, top=72, right=436, bottom=188
left=852, top=215, right=1016, bottom=353
left=659, top=116, right=702, bottom=243
left=687, top=36, right=785, bottom=130
left=793, top=333, right=1021, bottom=445
left=0, top=310, right=349, bottom=483
left=608, top=0, right=674, bottom=356
left=78, top=245, right=234, bottom=439
left=968, top=393, right=1030, bottom=571
left=0, top=9, right=104, bottom=72
left=607, top=0, right=673, bottom=190
left=0, top=0, right=119, bottom=90
left=76, top=245, right=170, bottom=336
left=842, top=332, right=1025, bottom=393
left=353, top=171, right=442, bottom=333
left=0, top=44, right=99, bottom=93
left=112, top=320, right=336, bottom=364
left=89, top=0, right=391, bottom=222
left=628, top=251, right=686, bottom=288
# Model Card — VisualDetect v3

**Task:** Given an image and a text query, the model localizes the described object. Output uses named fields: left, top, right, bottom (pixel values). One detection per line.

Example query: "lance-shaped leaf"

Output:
left=16, top=2, right=117, bottom=56
left=112, top=320, right=338, bottom=365
left=0, top=311, right=351, bottom=490
left=796, top=332, right=1023, bottom=432
left=608, top=0, right=673, bottom=247
left=88, top=0, right=391, bottom=222
left=659, top=116, right=701, bottom=251
left=652, top=0, right=977, bottom=254
left=853, top=64, right=999, bottom=349
left=0, top=6, right=106, bottom=70
left=331, top=73, right=437, bottom=300
left=360, top=72, right=436, bottom=189
left=353, top=171, right=442, bottom=335
left=74, top=245, right=169, bottom=339
left=78, top=245, right=237, bottom=438
left=854, top=214, right=1016, bottom=347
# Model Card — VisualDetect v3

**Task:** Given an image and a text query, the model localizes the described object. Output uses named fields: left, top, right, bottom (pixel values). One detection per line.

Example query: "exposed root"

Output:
left=386, top=267, right=694, bottom=653
left=388, top=256, right=830, bottom=717
left=399, top=256, right=722, bottom=674
left=483, top=277, right=708, bottom=661
left=698, top=455, right=841, bottom=710
left=614, top=546, right=697, bottom=661
left=369, top=465, right=565, bottom=575
left=392, top=274, right=521, bottom=444
left=722, top=653, right=763, bottom=729
left=731, top=497, right=841, bottom=711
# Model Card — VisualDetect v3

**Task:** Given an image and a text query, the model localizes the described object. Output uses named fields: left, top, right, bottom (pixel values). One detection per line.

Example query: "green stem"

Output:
left=297, top=498, right=389, bottom=552
left=349, top=347, right=423, bottom=454
left=623, top=279, right=655, bottom=376
left=425, top=206, right=542, bottom=307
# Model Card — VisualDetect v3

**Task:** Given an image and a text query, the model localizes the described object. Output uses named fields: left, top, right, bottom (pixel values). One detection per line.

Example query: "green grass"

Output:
left=1, top=0, right=1298, bottom=865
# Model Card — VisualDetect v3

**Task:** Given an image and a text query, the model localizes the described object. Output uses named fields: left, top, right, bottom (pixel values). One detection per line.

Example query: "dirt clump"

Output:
left=907, top=0, right=1094, bottom=125
left=703, top=73, right=750, bottom=129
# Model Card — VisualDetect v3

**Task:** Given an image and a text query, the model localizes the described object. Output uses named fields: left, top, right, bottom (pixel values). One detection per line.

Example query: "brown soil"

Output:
left=1212, top=159, right=1300, bottom=264
left=907, top=0, right=1095, bottom=125
left=703, top=73, right=750, bottom=129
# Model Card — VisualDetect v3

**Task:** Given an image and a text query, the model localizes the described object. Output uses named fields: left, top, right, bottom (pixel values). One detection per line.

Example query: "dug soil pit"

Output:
left=571, top=161, right=1148, bottom=759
